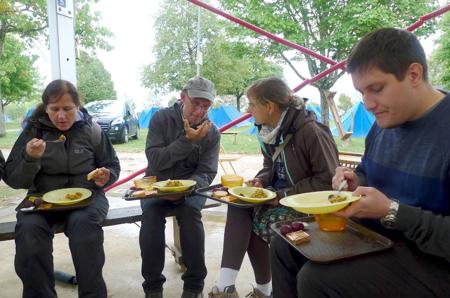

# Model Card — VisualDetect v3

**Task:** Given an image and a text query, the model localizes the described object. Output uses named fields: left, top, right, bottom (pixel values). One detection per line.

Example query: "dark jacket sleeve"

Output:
left=95, top=130, right=120, bottom=188
left=4, top=130, right=42, bottom=189
left=145, top=111, right=197, bottom=172
left=287, top=123, right=338, bottom=195
left=0, top=149, right=5, bottom=180
left=395, top=204, right=450, bottom=262
left=189, top=127, right=220, bottom=188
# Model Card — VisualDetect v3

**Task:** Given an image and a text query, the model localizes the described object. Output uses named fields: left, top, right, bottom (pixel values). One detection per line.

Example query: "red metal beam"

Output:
left=104, top=4, right=449, bottom=193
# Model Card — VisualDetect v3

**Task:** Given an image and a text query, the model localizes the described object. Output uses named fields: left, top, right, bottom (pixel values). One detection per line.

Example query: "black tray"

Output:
left=195, top=184, right=271, bottom=208
left=123, top=188, right=195, bottom=201
left=16, top=195, right=93, bottom=213
left=271, top=217, right=393, bottom=263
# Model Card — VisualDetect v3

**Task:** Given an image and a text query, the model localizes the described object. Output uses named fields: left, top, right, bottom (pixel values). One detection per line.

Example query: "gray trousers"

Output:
left=270, top=235, right=450, bottom=298
left=221, top=206, right=271, bottom=284
left=139, top=195, right=207, bottom=294
left=14, top=194, right=109, bottom=298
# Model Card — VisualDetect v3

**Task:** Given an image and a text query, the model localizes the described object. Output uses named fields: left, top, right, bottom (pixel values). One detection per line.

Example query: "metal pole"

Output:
left=196, top=7, right=201, bottom=76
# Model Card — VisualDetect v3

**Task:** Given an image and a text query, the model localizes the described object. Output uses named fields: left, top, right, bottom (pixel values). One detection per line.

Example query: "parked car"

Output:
left=84, top=100, right=139, bottom=143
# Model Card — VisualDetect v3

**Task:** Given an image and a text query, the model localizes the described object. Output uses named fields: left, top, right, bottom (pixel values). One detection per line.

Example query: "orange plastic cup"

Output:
left=314, top=214, right=348, bottom=232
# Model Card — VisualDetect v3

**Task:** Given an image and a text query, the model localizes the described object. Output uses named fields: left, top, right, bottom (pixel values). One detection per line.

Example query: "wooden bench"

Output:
left=339, top=151, right=363, bottom=169
left=0, top=200, right=221, bottom=283
left=221, top=131, right=238, bottom=144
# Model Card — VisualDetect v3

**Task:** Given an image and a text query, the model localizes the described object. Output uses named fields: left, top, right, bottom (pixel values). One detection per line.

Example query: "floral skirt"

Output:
left=252, top=205, right=300, bottom=243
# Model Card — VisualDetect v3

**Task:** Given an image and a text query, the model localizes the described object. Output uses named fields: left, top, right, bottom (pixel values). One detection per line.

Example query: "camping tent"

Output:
left=332, top=101, right=375, bottom=138
left=138, top=107, right=160, bottom=128
left=208, top=105, right=253, bottom=128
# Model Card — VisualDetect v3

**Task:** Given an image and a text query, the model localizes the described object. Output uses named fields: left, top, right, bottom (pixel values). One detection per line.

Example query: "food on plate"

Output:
left=165, top=180, right=183, bottom=187
left=286, top=230, right=310, bottom=245
left=212, top=190, right=228, bottom=198
left=58, top=134, right=66, bottom=142
left=221, top=195, right=238, bottom=202
left=328, top=194, right=347, bottom=203
left=250, top=188, right=267, bottom=198
left=65, top=192, right=83, bottom=200
left=221, top=174, right=244, bottom=187
left=87, top=168, right=102, bottom=181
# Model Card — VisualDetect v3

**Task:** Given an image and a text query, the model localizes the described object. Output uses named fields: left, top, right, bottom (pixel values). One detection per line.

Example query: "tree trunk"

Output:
left=319, top=89, right=330, bottom=127
left=0, top=101, right=6, bottom=137
left=0, top=21, right=6, bottom=136
left=236, top=94, right=241, bottom=112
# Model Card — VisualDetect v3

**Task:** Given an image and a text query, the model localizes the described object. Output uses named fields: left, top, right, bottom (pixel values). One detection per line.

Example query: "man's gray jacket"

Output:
left=145, top=102, right=220, bottom=188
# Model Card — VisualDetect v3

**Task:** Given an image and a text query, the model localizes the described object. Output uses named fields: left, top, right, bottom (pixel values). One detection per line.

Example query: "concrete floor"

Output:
left=0, top=152, right=264, bottom=298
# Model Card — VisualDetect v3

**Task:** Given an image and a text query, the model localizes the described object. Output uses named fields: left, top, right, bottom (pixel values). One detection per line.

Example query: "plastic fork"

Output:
left=337, top=179, right=348, bottom=192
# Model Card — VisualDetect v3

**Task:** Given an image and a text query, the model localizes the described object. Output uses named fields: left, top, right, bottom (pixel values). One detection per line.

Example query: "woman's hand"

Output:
left=246, top=177, right=263, bottom=187
left=26, top=138, right=46, bottom=159
left=334, top=186, right=392, bottom=219
left=93, top=167, right=111, bottom=187
left=332, top=167, right=359, bottom=191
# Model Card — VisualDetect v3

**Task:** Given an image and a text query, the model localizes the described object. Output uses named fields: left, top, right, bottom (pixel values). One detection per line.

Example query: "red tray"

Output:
left=271, top=217, right=393, bottom=263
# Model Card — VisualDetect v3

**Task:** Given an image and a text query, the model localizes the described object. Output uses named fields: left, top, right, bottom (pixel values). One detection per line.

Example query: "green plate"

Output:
left=279, top=191, right=360, bottom=214
left=42, top=188, right=92, bottom=205
left=152, top=179, right=197, bottom=192
left=228, top=186, right=276, bottom=203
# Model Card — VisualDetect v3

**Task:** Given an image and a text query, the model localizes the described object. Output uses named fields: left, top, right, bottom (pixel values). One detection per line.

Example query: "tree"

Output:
left=77, top=51, right=116, bottom=103
left=0, top=0, right=113, bottom=136
left=141, top=0, right=282, bottom=111
left=337, top=93, right=353, bottom=116
left=219, top=0, right=438, bottom=125
left=0, top=36, right=40, bottom=107
left=429, top=13, right=450, bottom=90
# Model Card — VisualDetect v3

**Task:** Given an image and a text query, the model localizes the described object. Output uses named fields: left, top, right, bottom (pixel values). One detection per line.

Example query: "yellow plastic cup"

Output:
left=221, top=174, right=244, bottom=188
left=314, top=214, right=348, bottom=232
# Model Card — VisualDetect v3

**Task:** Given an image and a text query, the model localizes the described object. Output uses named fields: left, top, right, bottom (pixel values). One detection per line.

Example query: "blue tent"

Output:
left=332, top=101, right=375, bottom=138
left=208, top=105, right=253, bottom=128
left=139, top=107, right=160, bottom=128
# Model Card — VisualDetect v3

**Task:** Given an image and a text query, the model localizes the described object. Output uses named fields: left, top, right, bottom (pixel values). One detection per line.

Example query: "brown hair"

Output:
left=246, top=77, right=304, bottom=110
left=347, top=28, right=428, bottom=81
left=32, top=80, right=80, bottom=118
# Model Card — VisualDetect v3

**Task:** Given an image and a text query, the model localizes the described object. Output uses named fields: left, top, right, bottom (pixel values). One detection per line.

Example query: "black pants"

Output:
left=140, top=195, right=207, bottom=294
left=270, top=235, right=450, bottom=298
left=15, top=195, right=109, bottom=298
left=221, top=206, right=271, bottom=284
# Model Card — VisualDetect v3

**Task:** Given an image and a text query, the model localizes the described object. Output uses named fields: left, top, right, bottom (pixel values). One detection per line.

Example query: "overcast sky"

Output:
left=35, top=0, right=443, bottom=110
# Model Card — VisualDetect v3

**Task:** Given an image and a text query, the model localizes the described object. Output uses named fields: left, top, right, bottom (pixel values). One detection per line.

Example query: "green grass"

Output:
left=0, top=122, right=365, bottom=154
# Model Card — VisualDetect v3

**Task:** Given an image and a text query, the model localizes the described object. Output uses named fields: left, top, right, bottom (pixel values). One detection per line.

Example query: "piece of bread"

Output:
left=221, top=195, right=237, bottom=202
left=87, top=168, right=102, bottom=181
left=212, top=190, right=228, bottom=198
left=286, top=230, right=310, bottom=245
left=131, top=190, right=146, bottom=197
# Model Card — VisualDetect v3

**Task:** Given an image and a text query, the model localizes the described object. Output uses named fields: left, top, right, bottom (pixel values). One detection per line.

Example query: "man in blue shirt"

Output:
left=271, top=28, right=450, bottom=298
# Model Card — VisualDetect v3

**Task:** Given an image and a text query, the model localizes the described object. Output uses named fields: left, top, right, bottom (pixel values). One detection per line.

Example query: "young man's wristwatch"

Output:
left=380, top=200, right=399, bottom=229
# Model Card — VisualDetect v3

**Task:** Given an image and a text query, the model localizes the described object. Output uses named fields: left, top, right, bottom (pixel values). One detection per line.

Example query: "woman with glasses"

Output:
left=209, top=77, right=339, bottom=298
